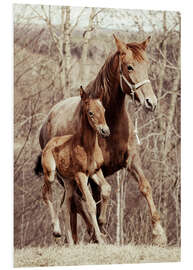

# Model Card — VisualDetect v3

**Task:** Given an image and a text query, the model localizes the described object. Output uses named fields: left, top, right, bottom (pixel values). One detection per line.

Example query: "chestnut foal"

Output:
left=41, top=87, right=111, bottom=244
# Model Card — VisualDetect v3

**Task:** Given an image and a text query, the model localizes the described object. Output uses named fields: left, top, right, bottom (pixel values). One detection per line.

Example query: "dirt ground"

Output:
left=14, top=243, right=180, bottom=267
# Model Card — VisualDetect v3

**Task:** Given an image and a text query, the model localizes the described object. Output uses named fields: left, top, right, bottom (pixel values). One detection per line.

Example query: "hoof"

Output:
left=152, top=222, right=167, bottom=247
left=98, top=222, right=106, bottom=235
left=97, top=237, right=105, bottom=245
left=153, top=233, right=167, bottom=247
left=52, top=219, right=61, bottom=238
left=101, top=233, right=108, bottom=244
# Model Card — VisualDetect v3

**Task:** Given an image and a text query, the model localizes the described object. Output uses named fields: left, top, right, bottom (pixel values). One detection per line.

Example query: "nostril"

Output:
left=146, top=98, right=154, bottom=110
left=101, top=127, right=110, bottom=136
left=146, top=98, right=152, bottom=108
left=145, top=98, right=156, bottom=111
left=101, top=128, right=107, bottom=136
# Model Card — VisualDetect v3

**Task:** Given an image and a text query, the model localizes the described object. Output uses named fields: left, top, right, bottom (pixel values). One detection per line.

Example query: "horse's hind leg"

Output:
left=129, top=153, right=167, bottom=246
left=42, top=152, right=61, bottom=238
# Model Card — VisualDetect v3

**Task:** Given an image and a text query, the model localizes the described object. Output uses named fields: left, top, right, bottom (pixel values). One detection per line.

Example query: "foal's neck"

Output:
left=80, top=112, right=98, bottom=154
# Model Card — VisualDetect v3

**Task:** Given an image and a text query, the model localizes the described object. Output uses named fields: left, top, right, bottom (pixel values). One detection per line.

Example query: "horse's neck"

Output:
left=101, top=52, right=126, bottom=112
left=106, top=56, right=126, bottom=120
left=102, top=53, right=128, bottom=128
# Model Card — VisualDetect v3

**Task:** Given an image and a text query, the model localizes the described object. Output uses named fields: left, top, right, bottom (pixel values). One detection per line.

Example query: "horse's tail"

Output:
left=34, top=153, right=43, bottom=175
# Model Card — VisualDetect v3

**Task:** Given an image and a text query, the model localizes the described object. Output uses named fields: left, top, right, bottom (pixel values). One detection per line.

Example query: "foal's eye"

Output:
left=127, top=65, right=134, bottom=71
left=88, top=111, right=94, bottom=117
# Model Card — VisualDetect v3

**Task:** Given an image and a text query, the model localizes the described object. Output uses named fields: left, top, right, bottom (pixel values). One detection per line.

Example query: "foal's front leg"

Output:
left=128, top=152, right=167, bottom=246
left=75, top=172, right=104, bottom=244
left=91, top=169, right=111, bottom=228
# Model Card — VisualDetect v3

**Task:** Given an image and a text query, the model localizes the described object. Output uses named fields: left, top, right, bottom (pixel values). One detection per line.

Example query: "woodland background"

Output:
left=14, top=4, right=181, bottom=248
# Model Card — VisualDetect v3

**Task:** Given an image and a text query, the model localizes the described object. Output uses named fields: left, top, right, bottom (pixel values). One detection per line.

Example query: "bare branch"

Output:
left=70, top=7, right=87, bottom=33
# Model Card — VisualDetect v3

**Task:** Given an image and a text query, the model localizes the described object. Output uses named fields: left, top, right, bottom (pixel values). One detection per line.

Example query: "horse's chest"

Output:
left=100, top=136, right=128, bottom=164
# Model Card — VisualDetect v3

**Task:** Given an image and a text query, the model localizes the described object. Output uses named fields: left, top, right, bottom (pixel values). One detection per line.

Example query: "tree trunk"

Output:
left=63, top=6, right=71, bottom=97
left=161, top=56, right=180, bottom=229
left=80, top=8, right=96, bottom=85
left=157, top=11, right=167, bottom=131
left=116, top=170, right=125, bottom=245
left=116, top=171, right=121, bottom=245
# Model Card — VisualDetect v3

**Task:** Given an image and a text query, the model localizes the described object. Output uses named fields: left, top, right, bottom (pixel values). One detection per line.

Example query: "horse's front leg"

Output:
left=128, top=153, right=167, bottom=246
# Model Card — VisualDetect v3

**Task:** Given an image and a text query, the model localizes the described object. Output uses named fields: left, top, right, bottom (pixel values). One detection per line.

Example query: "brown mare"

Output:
left=37, top=35, right=167, bottom=246
left=41, top=86, right=111, bottom=244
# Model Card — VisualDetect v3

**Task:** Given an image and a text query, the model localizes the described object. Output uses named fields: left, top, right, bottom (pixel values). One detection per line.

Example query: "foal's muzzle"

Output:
left=98, top=125, right=110, bottom=137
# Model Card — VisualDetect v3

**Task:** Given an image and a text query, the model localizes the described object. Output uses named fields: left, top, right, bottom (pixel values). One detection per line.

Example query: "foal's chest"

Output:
left=73, top=144, right=103, bottom=176
left=88, top=151, right=103, bottom=175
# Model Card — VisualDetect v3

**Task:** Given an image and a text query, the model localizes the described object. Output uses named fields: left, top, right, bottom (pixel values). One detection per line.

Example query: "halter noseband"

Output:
left=119, top=61, right=150, bottom=101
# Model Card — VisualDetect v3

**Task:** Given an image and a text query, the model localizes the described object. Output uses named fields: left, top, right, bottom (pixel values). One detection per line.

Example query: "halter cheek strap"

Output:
left=119, top=62, right=150, bottom=101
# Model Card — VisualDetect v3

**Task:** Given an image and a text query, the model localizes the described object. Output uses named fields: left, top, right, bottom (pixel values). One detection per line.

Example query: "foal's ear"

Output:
left=80, top=85, right=87, bottom=100
left=140, top=36, right=151, bottom=50
left=113, top=34, right=127, bottom=55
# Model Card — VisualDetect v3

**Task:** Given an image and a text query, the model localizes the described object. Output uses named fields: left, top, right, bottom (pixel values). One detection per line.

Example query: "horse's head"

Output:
left=80, top=86, right=110, bottom=138
left=113, top=34, right=157, bottom=111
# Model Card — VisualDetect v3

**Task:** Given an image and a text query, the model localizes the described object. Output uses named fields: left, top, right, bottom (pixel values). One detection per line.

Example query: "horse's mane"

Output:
left=127, top=42, right=146, bottom=62
left=86, top=52, right=119, bottom=105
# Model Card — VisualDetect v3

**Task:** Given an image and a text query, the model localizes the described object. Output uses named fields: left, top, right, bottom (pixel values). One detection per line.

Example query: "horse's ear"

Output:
left=140, top=36, right=151, bottom=50
left=113, top=34, right=127, bottom=55
left=80, top=86, right=87, bottom=100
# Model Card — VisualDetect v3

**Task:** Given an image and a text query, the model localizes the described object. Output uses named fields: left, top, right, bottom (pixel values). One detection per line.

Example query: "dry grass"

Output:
left=14, top=244, right=180, bottom=267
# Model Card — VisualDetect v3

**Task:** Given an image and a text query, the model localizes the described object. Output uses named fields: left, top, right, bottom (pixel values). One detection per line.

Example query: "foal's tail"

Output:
left=34, top=153, right=43, bottom=175
left=34, top=153, right=65, bottom=187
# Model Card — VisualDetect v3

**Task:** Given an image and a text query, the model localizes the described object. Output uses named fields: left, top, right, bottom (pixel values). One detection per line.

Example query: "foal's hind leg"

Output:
left=128, top=153, right=167, bottom=246
left=62, top=180, right=75, bottom=245
left=42, top=153, right=61, bottom=237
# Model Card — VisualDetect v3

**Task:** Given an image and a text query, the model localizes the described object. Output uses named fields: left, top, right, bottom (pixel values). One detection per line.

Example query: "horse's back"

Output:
left=39, top=96, right=80, bottom=149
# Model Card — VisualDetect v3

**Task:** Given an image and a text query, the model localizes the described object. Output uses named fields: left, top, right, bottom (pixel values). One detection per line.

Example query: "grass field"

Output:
left=14, top=244, right=180, bottom=267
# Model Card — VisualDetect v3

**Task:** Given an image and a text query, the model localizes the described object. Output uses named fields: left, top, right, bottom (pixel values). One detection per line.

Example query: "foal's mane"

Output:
left=85, top=43, right=146, bottom=106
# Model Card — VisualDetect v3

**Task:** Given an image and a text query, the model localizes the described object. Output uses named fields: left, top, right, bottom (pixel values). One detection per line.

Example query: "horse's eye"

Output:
left=127, top=65, right=134, bottom=71
left=88, top=111, right=94, bottom=117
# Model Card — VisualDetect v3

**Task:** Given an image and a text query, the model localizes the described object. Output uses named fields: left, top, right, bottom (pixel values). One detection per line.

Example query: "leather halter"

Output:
left=119, top=60, right=150, bottom=101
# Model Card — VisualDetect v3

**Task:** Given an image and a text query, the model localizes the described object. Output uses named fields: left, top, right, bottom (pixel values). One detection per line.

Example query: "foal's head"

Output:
left=80, top=86, right=110, bottom=138
left=113, top=34, right=157, bottom=111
